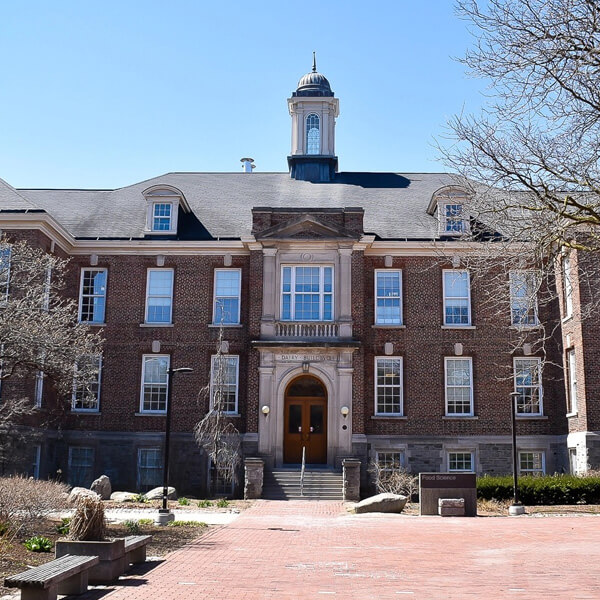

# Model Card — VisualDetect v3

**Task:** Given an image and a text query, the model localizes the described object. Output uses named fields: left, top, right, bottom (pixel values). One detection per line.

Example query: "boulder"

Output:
left=68, top=487, right=101, bottom=505
left=109, top=491, right=137, bottom=502
left=353, top=492, right=407, bottom=514
left=145, top=486, right=177, bottom=500
left=91, top=475, right=112, bottom=500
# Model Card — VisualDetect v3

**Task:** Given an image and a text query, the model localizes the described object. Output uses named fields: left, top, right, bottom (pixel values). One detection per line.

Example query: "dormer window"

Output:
left=152, top=202, right=173, bottom=231
left=428, top=186, right=471, bottom=236
left=142, top=185, right=190, bottom=235
left=443, top=203, right=465, bottom=234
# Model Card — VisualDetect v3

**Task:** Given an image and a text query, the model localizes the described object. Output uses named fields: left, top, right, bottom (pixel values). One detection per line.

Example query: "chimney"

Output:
left=240, top=157, right=255, bottom=173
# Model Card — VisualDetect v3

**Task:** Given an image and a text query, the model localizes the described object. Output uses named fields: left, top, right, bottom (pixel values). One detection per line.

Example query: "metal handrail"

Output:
left=300, top=446, right=306, bottom=497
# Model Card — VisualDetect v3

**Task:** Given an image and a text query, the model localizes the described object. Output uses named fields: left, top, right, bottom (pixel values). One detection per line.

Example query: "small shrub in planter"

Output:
left=56, top=517, right=71, bottom=535
left=167, top=520, right=207, bottom=528
left=198, top=499, right=212, bottom=508
left=216, top=498, right=229, bottom=508
left=24, top=535, right=53, bottom=552
left=137, top=518, right=153, bottom=527
left=178, top=497, right=190, bottom=506
left=131, top=493, right=149, bottom=503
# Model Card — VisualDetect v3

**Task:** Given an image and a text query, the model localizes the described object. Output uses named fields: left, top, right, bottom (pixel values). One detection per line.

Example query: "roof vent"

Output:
left=240, top=157, right=255, bottom=173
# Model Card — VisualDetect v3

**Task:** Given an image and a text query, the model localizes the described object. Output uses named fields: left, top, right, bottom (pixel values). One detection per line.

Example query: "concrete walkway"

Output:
left=82, top=501, right=600, bottom=599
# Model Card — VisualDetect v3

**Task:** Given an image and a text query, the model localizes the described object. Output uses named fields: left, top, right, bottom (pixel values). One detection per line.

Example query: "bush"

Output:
left=24, top=535, right=53, bottom=552
left=216, top=498, right=229, bottom=508
left=197, top=499, right=212, bottom=508
left=477, top=474, right=600, bottom=505
left=167, top=520, right=207, bottom=528
left=123, top=519, right=141, bottom=534
left=178, top=497, right=190, bottom=506
left=137, top=518, right=153, bottom=526
left=0, top=476, right=69, bottom=535
left=131, top=493, right=149, bottom=503
left=56, top=517, right=71, bottom=535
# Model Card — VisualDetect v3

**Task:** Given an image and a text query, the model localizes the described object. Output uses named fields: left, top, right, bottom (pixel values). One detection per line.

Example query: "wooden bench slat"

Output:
left=5, top=554, right=99, bottom=589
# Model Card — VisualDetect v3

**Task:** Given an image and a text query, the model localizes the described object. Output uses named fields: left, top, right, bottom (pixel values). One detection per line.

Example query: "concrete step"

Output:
left=262, top=468, right=344, bottom=500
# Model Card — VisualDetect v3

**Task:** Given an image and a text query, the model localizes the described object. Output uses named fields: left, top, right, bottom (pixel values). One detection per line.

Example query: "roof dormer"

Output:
left=428, top=186, right=471, bottom=237
left=142, top=185, right=189, bottom=235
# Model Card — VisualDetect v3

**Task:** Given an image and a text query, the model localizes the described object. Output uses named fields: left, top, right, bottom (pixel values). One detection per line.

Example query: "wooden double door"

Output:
left=283, top=376, right=327, bottom=464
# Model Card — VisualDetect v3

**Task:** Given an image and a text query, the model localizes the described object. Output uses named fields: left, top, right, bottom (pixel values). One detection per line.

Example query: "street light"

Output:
left=156, top=366, right=193, bottom=526
left=509, top=391, right=525, bottom=516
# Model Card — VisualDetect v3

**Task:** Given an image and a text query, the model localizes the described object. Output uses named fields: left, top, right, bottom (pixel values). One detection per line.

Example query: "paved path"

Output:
left=84, top=501, right=600, bottom=600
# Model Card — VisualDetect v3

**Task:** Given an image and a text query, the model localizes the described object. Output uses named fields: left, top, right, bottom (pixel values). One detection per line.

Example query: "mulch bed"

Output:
left=0, top=519, right=209, bottom=598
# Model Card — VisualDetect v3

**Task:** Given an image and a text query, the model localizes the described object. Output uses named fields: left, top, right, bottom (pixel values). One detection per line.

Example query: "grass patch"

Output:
left=167, top=520, right=207, bottom=528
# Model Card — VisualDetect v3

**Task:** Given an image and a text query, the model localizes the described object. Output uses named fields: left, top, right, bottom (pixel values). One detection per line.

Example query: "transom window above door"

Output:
left=281, top=266, right=333, bottom=321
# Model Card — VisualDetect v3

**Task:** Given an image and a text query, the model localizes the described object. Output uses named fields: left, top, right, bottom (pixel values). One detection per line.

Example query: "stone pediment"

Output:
left=255, top=214, right=359, bottom=241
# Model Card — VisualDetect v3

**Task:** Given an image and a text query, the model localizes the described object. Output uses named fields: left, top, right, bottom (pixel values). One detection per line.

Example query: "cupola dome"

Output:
left=292, top=53, right=334, bottom=97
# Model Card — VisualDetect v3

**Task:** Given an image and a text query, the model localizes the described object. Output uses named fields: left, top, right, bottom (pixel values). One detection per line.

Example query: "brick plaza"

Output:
left=86, top=501, right=600, bottom=600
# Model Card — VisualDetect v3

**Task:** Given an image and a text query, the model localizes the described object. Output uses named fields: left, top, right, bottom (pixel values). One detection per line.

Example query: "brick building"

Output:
left=0, top=64, right=595, bottom=496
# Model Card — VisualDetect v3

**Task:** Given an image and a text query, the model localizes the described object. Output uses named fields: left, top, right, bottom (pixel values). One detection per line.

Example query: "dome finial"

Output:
left=312, top=51, right=317, bottom=73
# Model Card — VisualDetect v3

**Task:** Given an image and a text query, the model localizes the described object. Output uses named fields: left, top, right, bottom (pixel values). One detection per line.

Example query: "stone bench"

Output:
left=438, top=497, right=465, bottom=517
left=4, top=553, right=99, bottom=600
left=124, top=534, right=153, bottom=565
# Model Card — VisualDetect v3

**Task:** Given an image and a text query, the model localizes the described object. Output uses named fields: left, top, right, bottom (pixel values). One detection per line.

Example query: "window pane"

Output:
left=281, top=266, right=333, bottom=321
left=211, top=356, right=239, bottom=413
left=449, top=452, right=473, bottom=471
left=444, top=271, right=468, bottom=297
left=153, top=203, right=172, bottom=231
left=142, top=356, right=169, bottom=412
left=376, top=271, right=402, bottom=325
left=138, top=448, right=163, bottom=491
left=69, top=447, right=94, bottom=487
left=306, top=113, right=320, bottom=155
left=214, top=270, right=241, bottom=325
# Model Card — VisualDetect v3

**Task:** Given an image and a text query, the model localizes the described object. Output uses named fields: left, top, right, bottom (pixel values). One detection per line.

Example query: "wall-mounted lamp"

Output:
left=261, top=405, right=270, bottom=416
left=302, top=362, right=310, bottom=373
left=340, top=406, right=350, bottom=418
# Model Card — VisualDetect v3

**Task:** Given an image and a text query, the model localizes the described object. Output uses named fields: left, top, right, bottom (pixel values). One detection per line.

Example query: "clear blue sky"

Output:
left=0, top=1, right=485, bottom=189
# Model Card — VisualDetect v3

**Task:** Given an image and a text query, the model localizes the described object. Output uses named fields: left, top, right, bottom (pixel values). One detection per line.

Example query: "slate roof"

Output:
left=0, top=178, right=38, bottom=211
left=16, top=171, right=460, bottom=241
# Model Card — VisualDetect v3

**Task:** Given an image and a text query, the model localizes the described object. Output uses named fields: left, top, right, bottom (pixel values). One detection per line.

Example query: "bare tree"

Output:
left=194, top=321, right=241, bottom=496
left=0, top=238, right=103, bottom=466
left=444, top=0, right=600, bottom=254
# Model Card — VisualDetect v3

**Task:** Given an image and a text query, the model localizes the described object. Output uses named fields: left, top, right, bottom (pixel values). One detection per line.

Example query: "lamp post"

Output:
left=509, top=391, right=525, bottom=515
left=156, top=365, right=193, bottom=526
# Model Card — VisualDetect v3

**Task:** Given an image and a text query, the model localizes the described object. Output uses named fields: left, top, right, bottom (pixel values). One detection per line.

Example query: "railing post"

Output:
left=300, top=446, right=306, bottom=497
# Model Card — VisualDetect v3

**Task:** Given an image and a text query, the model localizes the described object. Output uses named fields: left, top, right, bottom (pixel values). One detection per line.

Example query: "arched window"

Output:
left=306, top=113, right=320, bottom=155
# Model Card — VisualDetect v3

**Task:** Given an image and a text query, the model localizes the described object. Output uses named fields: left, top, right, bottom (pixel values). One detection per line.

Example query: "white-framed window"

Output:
left=443, top=270, right=471, bottom=326
left=444, top=357, right=473, bottom=416
left=213, top=269, right=241, bottom=325
left=34, top=370, right=44, bottom=408
left=68, top=446, right=94, bottom=488
left=0, top=245, right=11, bottom=301
left=567, top=348, right=577, bottom=415
left=519, top=451, right=545, bottom=475
left=31, top=445, right=41, bottom=479
left=514, top=357, right=543, bottom=415
left=145, top=269, right=173, bottom=324
left=140, top=355, right=170, bottom=413
left=281, top=265, right=333, bottom=321
left=306, top=113, right=320, bottom=155
left=375, top=357, right=403, bottom=416
left=448, top=451, right=474, bottom=472
left=442, top=203, right=466, bottom=234
left=509, top=270, right=538, bottom=326
left=137, top=448, right=163, bottom=491
left=79, top=268, right=107, bottom=324
left=72, top=355, right=102, bottom=412
left=151, top=202, right=173, bottom=232
left=562, top=254, right=573, bottom=318
left=210, top=355, right=239, bottom=414
left=375, top=270, right=402, bottom=325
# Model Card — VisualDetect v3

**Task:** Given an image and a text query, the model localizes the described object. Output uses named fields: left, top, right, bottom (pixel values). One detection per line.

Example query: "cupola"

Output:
left=287, top=54, right=339, bottom=182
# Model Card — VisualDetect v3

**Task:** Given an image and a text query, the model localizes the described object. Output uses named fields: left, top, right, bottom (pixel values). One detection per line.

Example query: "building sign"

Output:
left=419, top=472, right=477, bottom=516
left=276, top=354, right=336, bottom=363
left=420, top=473, right=476, bottom=489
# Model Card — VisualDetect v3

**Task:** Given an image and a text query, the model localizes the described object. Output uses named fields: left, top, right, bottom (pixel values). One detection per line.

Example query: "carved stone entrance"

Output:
left=283, top=375, right=327, bottom=464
